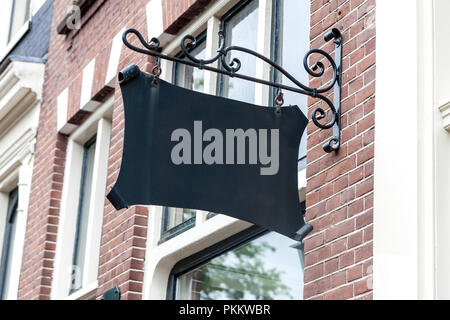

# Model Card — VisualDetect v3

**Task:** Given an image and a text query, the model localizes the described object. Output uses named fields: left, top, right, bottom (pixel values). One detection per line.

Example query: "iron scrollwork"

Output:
left=122, top=27, right=343, bottom=153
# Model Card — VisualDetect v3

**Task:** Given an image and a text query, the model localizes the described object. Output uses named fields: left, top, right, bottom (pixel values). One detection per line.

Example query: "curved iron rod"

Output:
left=121, top=28, right=342, bottom=150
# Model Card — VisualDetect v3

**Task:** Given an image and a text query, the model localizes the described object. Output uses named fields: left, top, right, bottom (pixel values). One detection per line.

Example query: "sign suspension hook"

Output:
left=151, top=57, right=162, bottom=85
left=275, top=88, right=284, bottom=114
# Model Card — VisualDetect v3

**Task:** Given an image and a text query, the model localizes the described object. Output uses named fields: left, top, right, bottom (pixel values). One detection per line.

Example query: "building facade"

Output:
left=0, top=0, right=448, bottom=300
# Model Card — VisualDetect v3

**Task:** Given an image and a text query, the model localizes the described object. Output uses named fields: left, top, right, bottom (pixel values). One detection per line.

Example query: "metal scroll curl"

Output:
left=122, top=27, right=343, bottom=153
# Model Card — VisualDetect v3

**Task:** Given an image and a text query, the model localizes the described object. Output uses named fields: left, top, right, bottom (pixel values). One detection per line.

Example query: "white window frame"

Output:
left=142, top=0, right=308, bottom=300
left=52, top=96, right=113, bottom=300
left=0, top=153, right=34, bottom=300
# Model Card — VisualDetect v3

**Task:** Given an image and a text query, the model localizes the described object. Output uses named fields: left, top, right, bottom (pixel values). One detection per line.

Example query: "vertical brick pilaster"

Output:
left=304, top=0, right=375, bottom=300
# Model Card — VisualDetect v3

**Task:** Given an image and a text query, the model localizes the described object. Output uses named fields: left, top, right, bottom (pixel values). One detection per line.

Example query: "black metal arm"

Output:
left=121, top=27, right=343, bottom=153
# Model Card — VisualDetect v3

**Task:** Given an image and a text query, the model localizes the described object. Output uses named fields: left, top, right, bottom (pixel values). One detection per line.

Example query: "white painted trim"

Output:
left=0, top=63, right=39, bottom=299
left=52, top=99, right=113, bottom=300
left=416, top=0, right=437, bottom=299
left=203, top=16, right=221, bottom=95
left=0, top=61, right=45, bottom=129
left=432, top=0, right=450, bottom=299
left=65, top=281, right=98, bottom=300
left=0, top=193, right=8, bottom=259
left=3, top=156, right=34, bottom=300
left=57, top=88, right=75, bottom=135
left=105, top=28, right=125, bottom=88
left=254, top=0, right=272, bottom=106
left=82, top=118, right=111, bottom=289
left=80, top=58, right=100, bottom=112
left=438, top=99, right=450, bottom=132
left=51, top=138, right=84, bottom=299
left=374, top=0, right=437, bottom=300
left=0, top=128, right=36, bottom=186
left=0, top=136, right=35, bottom=300
left=147, top=0, right=163, bottom=37
left=143, top=213, right=251, bottom=300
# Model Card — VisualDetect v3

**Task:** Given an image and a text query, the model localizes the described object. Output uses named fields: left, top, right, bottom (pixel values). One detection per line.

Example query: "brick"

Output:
left=347, top=264, right=363, bottom=282
left=355, top=242, right=373, bottom=263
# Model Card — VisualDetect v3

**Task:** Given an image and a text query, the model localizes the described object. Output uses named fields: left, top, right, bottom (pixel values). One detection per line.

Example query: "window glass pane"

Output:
left=160, top=207, right=196, bottom=243
left=219, top=0, right=259, bottom=104
left=273, top=0, right=310, bottom=171
left=71, top=138, right=96, bottom=293
left=0, top=188, right=18, bottom=300
left=175, top=232, right=304, bottom=300
left=174, top=37, right=207, bottom=93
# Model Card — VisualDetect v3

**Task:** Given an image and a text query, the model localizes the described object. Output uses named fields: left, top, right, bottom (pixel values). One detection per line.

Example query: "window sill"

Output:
left=158, top=217, right=196, bottom=245
left=66, top=281, right=98, bottom=300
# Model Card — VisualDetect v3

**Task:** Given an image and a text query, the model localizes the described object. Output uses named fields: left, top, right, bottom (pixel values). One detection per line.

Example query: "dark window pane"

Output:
left=160, top=208, right=196, bottom=243
left=0, top=188, right=18, bottom=300
left=71, top=138, right=96, bottom=294
left=175, top=232, right=304, bottom=300
left=218, top=0, right=259, bottom=104
left=273, top=0, right=310, bottom=171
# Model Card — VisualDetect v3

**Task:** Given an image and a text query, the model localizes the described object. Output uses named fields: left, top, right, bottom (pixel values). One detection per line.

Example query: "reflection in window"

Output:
left=160, top=208, right=197, bottom=244
left=0, top=189, right=18, bottom=300
left=174, top=232, right=304, bottom=300
left=71, top=137, right=96, bottom=294
left=174, top=32, right=207, bottom=93
left=218, top=0, right=259, bottom=104
left=272, top=0, right=310, bottom=171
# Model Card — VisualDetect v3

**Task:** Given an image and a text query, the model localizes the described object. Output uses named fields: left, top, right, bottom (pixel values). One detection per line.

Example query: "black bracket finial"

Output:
left=121, top=27, right=343, bottom=154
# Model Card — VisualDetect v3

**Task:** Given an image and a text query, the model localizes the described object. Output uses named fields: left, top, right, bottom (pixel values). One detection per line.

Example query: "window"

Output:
left=272, top=0, right=310, bottom=171
left=0, top=0, right=46, bottom=60
left=170, top=227, right=304, bottom=300
left=159, top=207, right=196, bottom=244
left=70, top=137, right=96, bottom=294
left=0, top=189, right=18, bottom=300
left=52, top=98, right=113, bottom=299
left=218, top=0, right=259, bottom=104
left=7, top=0, right=31, bottom=44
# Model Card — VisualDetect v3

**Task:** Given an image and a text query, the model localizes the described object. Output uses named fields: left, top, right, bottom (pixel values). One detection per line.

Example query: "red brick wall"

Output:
left=162, top=0, right=214, bottom=34
left=304, top=0, right=375, bottom=300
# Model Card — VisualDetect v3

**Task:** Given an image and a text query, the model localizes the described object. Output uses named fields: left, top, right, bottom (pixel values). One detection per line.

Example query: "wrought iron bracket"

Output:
left=121, top=27, right=343, bottom=154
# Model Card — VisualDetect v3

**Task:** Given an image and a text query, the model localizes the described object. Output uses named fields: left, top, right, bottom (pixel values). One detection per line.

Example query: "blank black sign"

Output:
left=107, top=64, right=308, bottom=240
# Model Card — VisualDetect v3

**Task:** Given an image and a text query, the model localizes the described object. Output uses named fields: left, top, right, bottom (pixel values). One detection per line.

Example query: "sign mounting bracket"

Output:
left=121, top=27, right=343, bottom=154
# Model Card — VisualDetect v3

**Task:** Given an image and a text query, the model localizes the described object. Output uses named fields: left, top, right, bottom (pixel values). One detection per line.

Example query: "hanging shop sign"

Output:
left=107, top=28, right=343, bottom=241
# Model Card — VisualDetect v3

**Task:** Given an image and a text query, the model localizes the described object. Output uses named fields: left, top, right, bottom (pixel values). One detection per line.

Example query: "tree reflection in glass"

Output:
left=175, top=232, right=304, bottom=300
